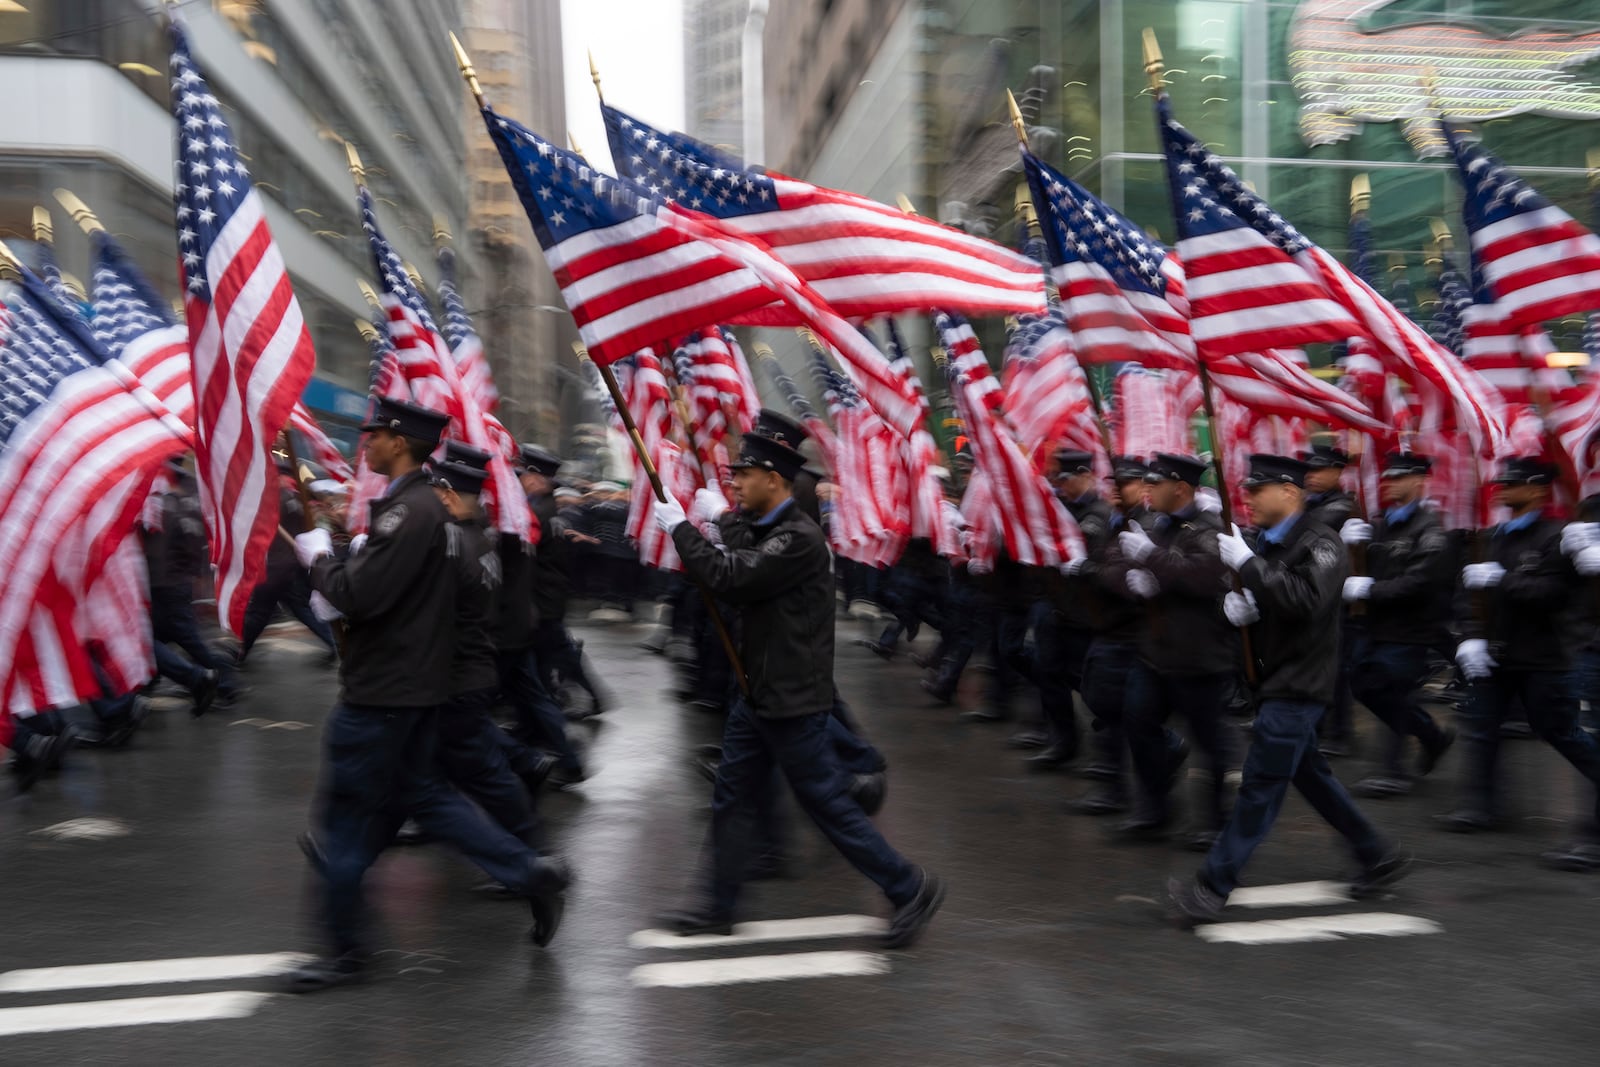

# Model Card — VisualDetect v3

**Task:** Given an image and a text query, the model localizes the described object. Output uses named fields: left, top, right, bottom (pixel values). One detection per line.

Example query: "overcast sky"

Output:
left=562, top=0, right=686, bottom=175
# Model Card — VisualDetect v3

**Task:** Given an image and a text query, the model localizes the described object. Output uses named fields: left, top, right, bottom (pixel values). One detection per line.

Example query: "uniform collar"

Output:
left=1497, top=510, right=1541, bottom=536
left=1306, top=488, right=1341, bottom=507
left=1153, top=502, right=1198, bottom=531
left=383, top=469, right=426, bottom=499
left=1261, top=510, right=1304, bottom=545
left=754, top=497, right=794, bottom=527
left=1385, top=500, right=1419, bottom=525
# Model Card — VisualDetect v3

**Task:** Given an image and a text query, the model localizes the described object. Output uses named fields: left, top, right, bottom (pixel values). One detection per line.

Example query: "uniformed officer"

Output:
left=1300, top=439, right=1360, bottom=757
left=1065, top=456, right=1151, bottom=814
left=1115, top=453, right=1236, bottom=848
left=1168, top=454, right=1409, bottom=925
left=1440, top=456, right=1600, bottom=871
left=653, top=430, right=944, bottom=947
left=286, top=398, right=569, bottom=991
left=1338, top=452, right=1457, bottom=798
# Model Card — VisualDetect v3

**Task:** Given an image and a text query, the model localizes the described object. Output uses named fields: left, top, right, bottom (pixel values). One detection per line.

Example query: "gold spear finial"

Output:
left=403, top=261, right=425, bottom=293
left=751, top=342, right=777, bottom=362
left=357, top=279, right=381, bottom=307
left=572, top=340, right=592, bottom=362
left=1349, top=174, right=1371, bottom=215
left=1142, top=28, right=1166, bottom=93
left=0, top=240, right=24, bottom=282
left=53, top=189, right=106, bottom=234
left=432, top=213, right=452, bottom=245
left=1014, top=181, right=1041, bottom=237
left=345, top=141, right=366, bottom=186
left=32, top=206, right=53, bottom=244
left=450, top=32, right=486, bottom=109
left=896, top=193, right=917, bottom=215
left=1430, top=218, right=1454, bottom=250
left=588, top=49, right=604, bottom=104
left=355, top=318, right=379, bottom=341
left=1006, top=89, right=1029, bottom=147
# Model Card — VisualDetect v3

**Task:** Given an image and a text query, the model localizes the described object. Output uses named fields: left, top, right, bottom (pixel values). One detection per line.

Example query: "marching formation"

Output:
left=8, top=14, right=1600, bottom=1002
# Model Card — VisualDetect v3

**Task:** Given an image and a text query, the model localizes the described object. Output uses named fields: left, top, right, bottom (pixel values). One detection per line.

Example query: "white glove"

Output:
left=1342, top=575, right=1375, bottom=602
left=1340, top=518, right=1373, bottom=546
left=967, top=558, right=993, bottom=576
left=1118, top=523, right=1155, bottom=564
left=1562, top=522, right=1600, bottom=556
left=1455, top=638, right=1496, bottom=681
left=294, top=528, right=333, bottom=567
left=1126, top=568, right=1159, bottom=599
left=1223, top=588, right=1259, bottom=627
left=1576, top=545, right=1600, bottom=576
left=653, top=494, right=687, bottom=533
left=1462, top=562, right=1505, bottom=590
left=1217, top=524, right=1255, bottom=571
left=1061, top=557, right=1087, bottom=576
left=1195, top=488, right=1222, bottom=515
left=309, top=591, right=343, bottom=622
left=348, top=533, right=368, bottom=557
left=691, top=486, right=730, bottom=525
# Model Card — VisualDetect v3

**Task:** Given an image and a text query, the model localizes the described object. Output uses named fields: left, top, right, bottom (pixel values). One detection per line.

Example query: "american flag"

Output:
left=1430, top=248, right=1473, bottom=356
left=357, top=184, right=534, bottom=544
left=756, top=351, right=839, bottom=465
left=811, top=354, right=906, bottom=565
left=345, top=319, right=406, bottom=537
left=1155, top=91, right=1508, bottom=459
left=938, top=313, right=1083, bottom=567
left=1445, top=124, right=1600, bottom=333
left=436, top=240, right=499, bottom=416
left=601, top=103, right=1047, bottom=321
left=616, top=350, right=686, bottom=571
left=169, top=23, right=318, bottom=634
left=0, top=267, right=189, bottom=714
left=89, top=230, right=196, bottom=427
left=1112, top=366, right=1194, bottom=459
left=681, top=328, right=757, bottom=440
left=483, top=105, right=924, bottom=437
left=1002, top=308, right=1102, bottom=461
left=876, top=320, right=958, bottom=558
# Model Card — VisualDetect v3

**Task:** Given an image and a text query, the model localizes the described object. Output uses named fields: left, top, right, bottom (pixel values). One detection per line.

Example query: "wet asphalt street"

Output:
left=3, top=614, right=1600, bottom=1066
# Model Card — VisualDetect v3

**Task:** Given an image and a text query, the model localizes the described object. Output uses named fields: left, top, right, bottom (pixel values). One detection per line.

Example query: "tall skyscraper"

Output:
left=683, top=0, right=746, bottom=157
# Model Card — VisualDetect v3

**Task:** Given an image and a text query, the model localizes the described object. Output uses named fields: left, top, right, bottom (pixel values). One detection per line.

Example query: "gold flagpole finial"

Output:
left=751, top=341, right=777, bottom=362
left=0, top=240, right=23, bottom=282
left=1429, top=217, right=1454, bottom=251
left=572, top=340, right=592, bottom=362
left=345, top=141, right=366, bottom=185
left=432, top=214, right=452, bottom=245
left=1006, top=89, right=1029, bottom=147
left=588, top=50, right=604, bottom=104
left=896, top=193, right=917, bottom=215
left=355, top=318, right=379, bottom=341
left=450, top=32, right=486, bottom=109
left=357, top=279, right=381, bottom=308
left=53, top=189, right=105, bottom=235
left=1141, top=29, right=1166, bottom=93
left=403, top=262, right=425, bottom=293
left=1349, top=174, right=1371, bottom=216
left=1014, top=181, right=1041, bottom=237
left=32, top=206, right=53, bottom=244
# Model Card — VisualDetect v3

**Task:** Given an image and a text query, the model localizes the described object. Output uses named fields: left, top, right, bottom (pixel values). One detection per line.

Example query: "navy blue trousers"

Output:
left=496, top=647, right=581, bottom=773
left=1350, top=639, right=1448, bottom=776
left=1460, top=669, right=1600, bottom=823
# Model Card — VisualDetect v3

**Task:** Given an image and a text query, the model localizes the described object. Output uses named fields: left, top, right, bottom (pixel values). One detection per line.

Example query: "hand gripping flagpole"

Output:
left=451, top=33, right=748, bottom=697
left=1143, top=29, right=1257, bottom=683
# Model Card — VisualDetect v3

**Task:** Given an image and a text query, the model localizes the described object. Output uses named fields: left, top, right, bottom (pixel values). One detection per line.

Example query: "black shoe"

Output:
left=662, top=909, right=734, bottom=937
left=920, top=679, right=953, bottom=705
left=1350, top=847, right=1414, bottom=899
left=1007, top=731, right=1049, bottom=750
left=190, top=669, right=219, bottom=718
left=298, top=830, right=327, bottom=875
left=549, top=765, right=587, bottom=791
left=517, top=753, right=558, bottom=796
left=1539, top=842, right=1600, bottom=872
left=1066, top=789, right=1128, bottom=816
left=104, top=698, right=152, bottom=748
left=1077, top=761, right=1120, bottom=783
left=1166, top=875, right=1226, bottom=929
left=688, top=698, right=724, bottom=715
left=1184, top=830, right=1220, bottom=853
left=850, top=771, right=887, bottom=816
left=884, top=869, right=946, bottom=949
left=1115, top=814, right=1172, bottom=842
left=11, top=730, right=74, bottom=793
left=746, top=851, right=790, bottom=881
left=910, top=652, right=936, bottom=670
left=1418, top=727, right=1457, bottom=778
left=526, top=857, right=571, bottom=947
left=1434, top=808, right=1497, bottom=833
left=856, top=638, right=894, bottom=661
left=1499, top=719, right=1534, bottom=740
left=960, top=708, right=1006, bottom=723
left=472, top=880, right=521, bottom=898
left=1317, top=739, right=1351, bottom=759
left=283, top=953, right=368, bottom=993
left=392, top=819, right=432, bottom=846
left=1352, top=775, right=1413, bottom=799
left=1027, top=744, right=1075, bottom=769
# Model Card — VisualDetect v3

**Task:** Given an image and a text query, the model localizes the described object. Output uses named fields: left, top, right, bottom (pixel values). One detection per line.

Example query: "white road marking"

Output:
left=628, top=914, right=887, bottom=950
left=0, top=953, right=310, bottom=994
left=29, top=818, right=131, bottom=842
left=1196, top=913, right=1444, bottom=945
left=0, top=991, right=276, bottom=1036
left=1226, top=880, right=1353, bottom=909
left=631, top=950, right=890, bottom=988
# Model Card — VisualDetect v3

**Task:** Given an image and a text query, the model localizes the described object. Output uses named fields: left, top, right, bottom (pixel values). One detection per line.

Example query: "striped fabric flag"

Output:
left=0, top=266, right=189, bottom=714
left=89, top=230, right=196, bottom=428
left=1445, top=124, right=1600, bottom=332
left=483, top=104, right=924, bottom=437
left=436, top=241, right=499, bottom=416
left=357, top=185, right=534, bottom=544
left=1002, top=308, right=1103, bottom=463
left=1112, top=366, right=1194, bottom=459
left=1155, top=90, right=1508, bottom=459
left=617, top=349, right=685, bottom=571
left=939, top=313, right=1083, bottom=567
left=876, top=320, right=958, bottom=559
left=601, top=103, right=1047, bottom=321
left=169, top=23, right=318, bottom=633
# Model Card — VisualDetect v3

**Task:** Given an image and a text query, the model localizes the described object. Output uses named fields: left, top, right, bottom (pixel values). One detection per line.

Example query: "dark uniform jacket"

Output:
left=143, top=484, right=209, bottom=592
left=446, top=517, right=501, bottom=698
left=1076, top=504, right=1145, bottom=645
left=1456, top=512, right=1576, bottom=672
left=1115, top=506, right=1235, bottom=675
left=1238, top=513, right=1348, bottom=704
left=528, top=493, right=572, bottom=625
left=1304, top=488, right=1357, bottom=533
left=1046, top=495, right=1113, bottom=633
left=312, top=470, right=456, bottom=707
left=1362, top=504, right=1453, bottom=647
left=493, top=533, right=537, bottom=651
left=673, top=498, right=834, bottom=719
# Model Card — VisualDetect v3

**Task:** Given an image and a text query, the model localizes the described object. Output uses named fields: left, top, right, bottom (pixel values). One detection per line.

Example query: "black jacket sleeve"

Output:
left=672, top=521, right=824, bottom=604
left=1241, top=533, right=1346, bottom=622
left=313, top=507, right=440, bottom=622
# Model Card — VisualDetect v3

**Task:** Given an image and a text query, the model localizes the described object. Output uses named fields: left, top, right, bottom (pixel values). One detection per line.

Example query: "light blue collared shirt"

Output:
left=1496, top=510, right=1539, bottom=536
left=1385, top=500, right=1418, bottom=526
left=754, top=497, right=794, bottom=527
left=1260, top=511, right=1303, bottom=545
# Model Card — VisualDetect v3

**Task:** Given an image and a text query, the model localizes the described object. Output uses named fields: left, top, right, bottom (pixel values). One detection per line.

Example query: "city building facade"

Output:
left=683, top=0, right=747, bottom=157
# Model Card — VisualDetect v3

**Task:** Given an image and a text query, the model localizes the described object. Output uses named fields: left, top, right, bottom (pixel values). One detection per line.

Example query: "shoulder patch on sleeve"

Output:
left=1311, top=539, right=1340, bottom=569
left=761, top=531, right=793, bottom=556
left=1419, top=528, right=1447, bottom=553
left=375, top=504, right=408, bottom=537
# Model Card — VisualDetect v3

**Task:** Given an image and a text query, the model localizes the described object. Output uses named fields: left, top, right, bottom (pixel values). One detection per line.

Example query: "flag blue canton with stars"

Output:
left=1, top=268, right=105, bottom=447
left=595, top=104, right=776, bottom=218
left=435, top=245, right=473, bottom=352
left=169, top=23, right=253, bottom=302
left=1022, top=149, right=1168, bottom=298
left=358, top=185, right=439, bottom=329
left=90, top=233, right=177, bottom=361
left=1155, top=93, right=1310, bottom=256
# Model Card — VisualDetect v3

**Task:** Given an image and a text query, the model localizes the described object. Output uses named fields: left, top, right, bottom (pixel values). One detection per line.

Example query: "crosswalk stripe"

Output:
left=0, top=992, right=276, bottom=1036
left=0, top=953, right=311, bottom=994
left=1195, top=913, right=1444, bottom=945
left=630, top=950, right=890, bottom=988
left=1225, top=881, right=1353, bottom=909
left=628, top=914, right=886, bottom=950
